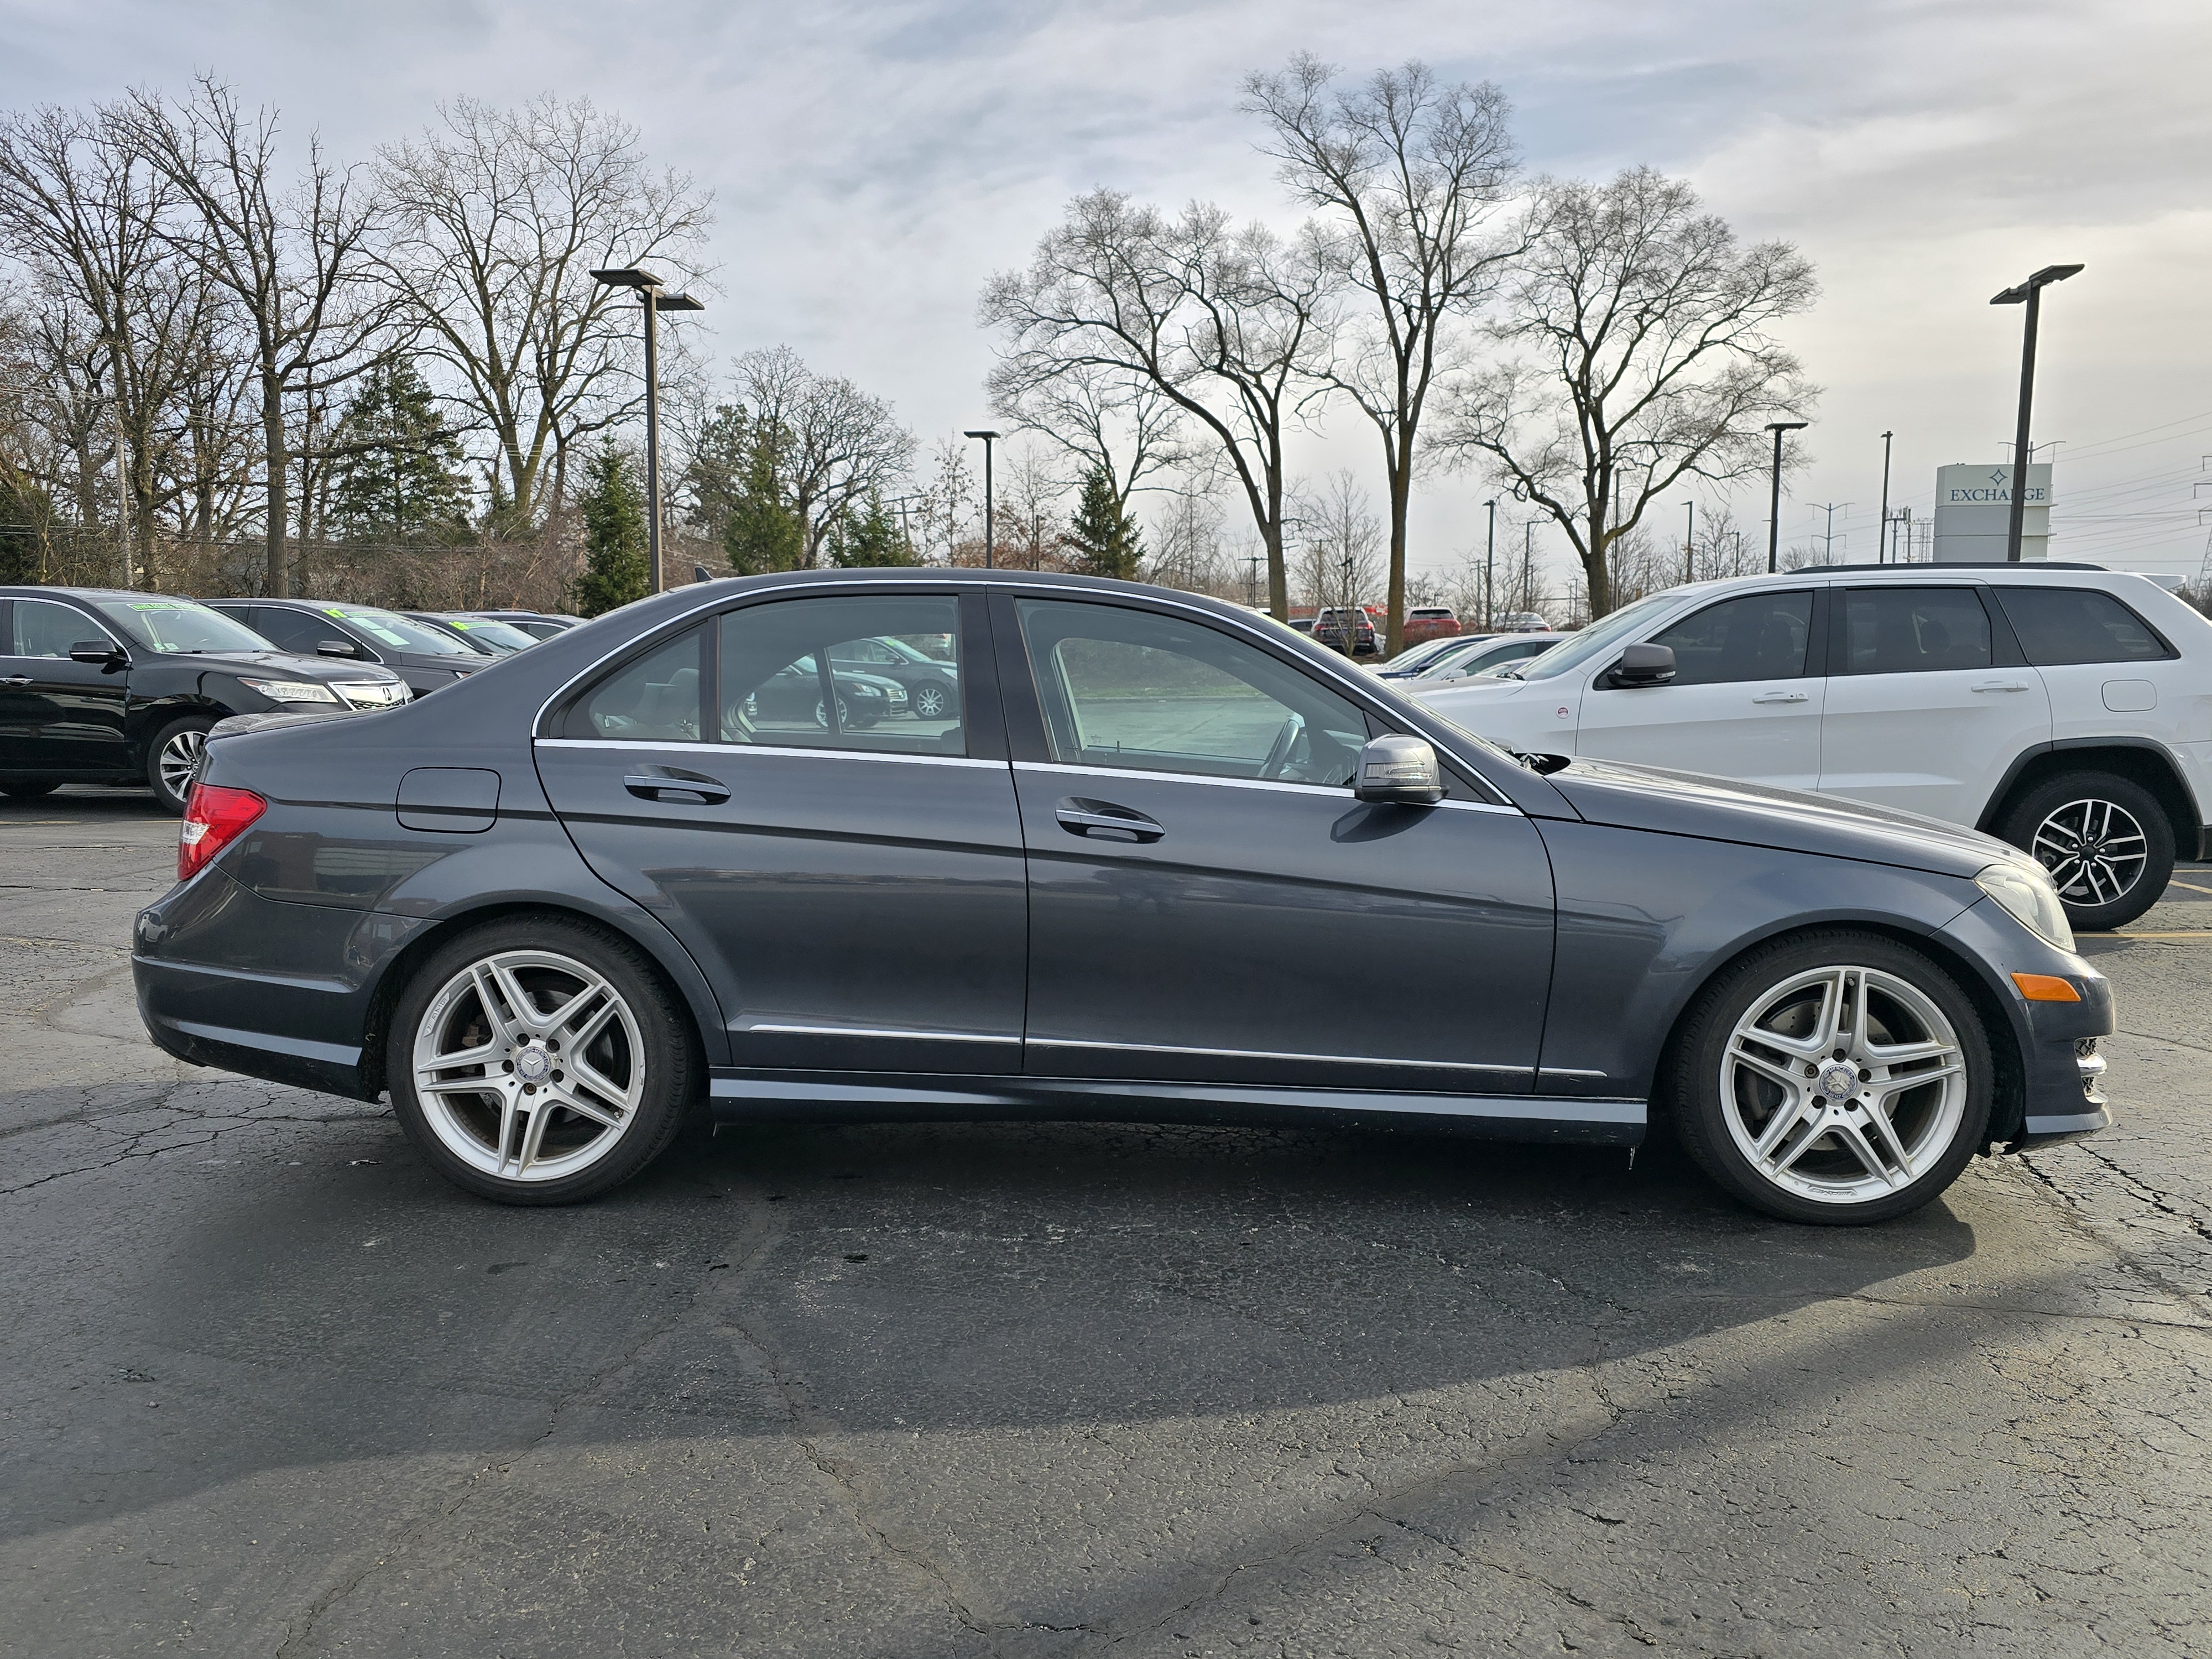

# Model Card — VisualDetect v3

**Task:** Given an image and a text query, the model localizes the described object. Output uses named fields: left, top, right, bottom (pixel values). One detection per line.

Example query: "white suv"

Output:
left=1415, top=564, right=2211, bottom=930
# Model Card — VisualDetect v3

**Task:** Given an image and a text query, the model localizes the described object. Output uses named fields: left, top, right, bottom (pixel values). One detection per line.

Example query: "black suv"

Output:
left=206, top=599, right=498, bottom=697
left=0, top=588, right=409, bottom=811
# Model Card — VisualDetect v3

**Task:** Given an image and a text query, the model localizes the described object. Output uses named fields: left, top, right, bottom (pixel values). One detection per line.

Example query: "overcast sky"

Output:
left=7, top=0, right=2208, bottom=589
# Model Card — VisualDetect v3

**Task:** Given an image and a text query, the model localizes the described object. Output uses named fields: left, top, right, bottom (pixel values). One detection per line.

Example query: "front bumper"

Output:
left=2015, top=1037, right=2111, bottom=1147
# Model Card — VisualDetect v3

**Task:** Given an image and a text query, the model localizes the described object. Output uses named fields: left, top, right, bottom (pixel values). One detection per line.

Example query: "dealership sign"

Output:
left=1933, top=463, right=2051, bottom=562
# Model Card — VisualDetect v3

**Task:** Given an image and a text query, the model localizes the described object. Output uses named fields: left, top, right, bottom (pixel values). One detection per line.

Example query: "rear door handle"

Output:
left=1971, top=680, right=2032, bottom=693
left=0, top=675, right=28, bottom=687
left=1750, top=690, right=1809, bottom=704
left=1056, top=797, right=1164, bottom=842
left=624, top=769, right=731, bottom=805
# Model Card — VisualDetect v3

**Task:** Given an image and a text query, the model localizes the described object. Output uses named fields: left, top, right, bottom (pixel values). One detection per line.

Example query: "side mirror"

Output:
left=1611, top=642, right=1676, bottom=687
left=1354, top=734, right=1444, bottom=806
left=69, top=640, right=123, bottom=666
left=316, top=639, right=359, bottom=658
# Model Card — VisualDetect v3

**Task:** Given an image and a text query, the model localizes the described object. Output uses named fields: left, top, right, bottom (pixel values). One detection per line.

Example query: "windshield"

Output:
left=94, top=598, right=281, bottom=655
left=435, top=616, right=538, bottom=653
left=1518, top=594, right=1677, bottom=681
left=317, top=606, right=482, bottom=656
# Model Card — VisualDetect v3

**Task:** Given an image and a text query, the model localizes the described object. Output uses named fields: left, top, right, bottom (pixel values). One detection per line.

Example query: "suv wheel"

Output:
left=147, top=717, right=216, bottom=814
left=1999, top=771, right=2173, bottom=932
left=1668, top=930, right=1992, bottom=1225
left=388, top=916, right=699, bottom=1204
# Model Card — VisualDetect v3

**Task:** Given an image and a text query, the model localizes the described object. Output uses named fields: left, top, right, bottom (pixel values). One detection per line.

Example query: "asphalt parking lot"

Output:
left=4, top=786, right=2209, bottom=1657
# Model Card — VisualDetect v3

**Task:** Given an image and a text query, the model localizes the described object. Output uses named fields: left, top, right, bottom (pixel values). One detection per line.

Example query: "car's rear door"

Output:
left=1818, top=584, right=2051, bottom=822
left=1, top=596, right=131, bottom=774
left=534, top=588, right=1027, bottom=1075
left=998, top=591, right=1555, bottom=1094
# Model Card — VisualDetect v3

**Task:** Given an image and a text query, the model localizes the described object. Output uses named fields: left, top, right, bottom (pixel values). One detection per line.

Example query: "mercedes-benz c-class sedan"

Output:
left=131, top=571, right=2113, bottom=1223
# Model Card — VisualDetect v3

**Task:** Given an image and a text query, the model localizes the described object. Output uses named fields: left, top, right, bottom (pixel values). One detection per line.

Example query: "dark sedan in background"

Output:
left=461, top=609, right=582, bottom=640
left=0, top=588, right=408, bottom=810
left=134, top=570, right=2111, bottom=1223
left=404, top=612, right=545, bottom=656
left=207, top=599, right=498, bottom=697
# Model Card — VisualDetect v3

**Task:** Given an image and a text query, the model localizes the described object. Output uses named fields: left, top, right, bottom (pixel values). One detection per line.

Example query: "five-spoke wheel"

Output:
left=389, top=917, right=697, bottom=1203
left=1671, top=932, right=1991, bottom=1223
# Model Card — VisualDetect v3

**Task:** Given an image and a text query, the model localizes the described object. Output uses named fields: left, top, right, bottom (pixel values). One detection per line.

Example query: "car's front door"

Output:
left=0, top=596, right=130, bottom=774
left=999, top=593, right=1556, bottom=1094
left=1818, top=585, right=2052, bottom=821
left=535, top=589, right=1027, bottom=1075
left=1573, top=588, right=1826, bottom=787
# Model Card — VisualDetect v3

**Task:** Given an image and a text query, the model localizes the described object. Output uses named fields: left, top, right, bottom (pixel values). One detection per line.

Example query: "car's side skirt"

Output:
left=707, top=1070, right=1644, bottom=1146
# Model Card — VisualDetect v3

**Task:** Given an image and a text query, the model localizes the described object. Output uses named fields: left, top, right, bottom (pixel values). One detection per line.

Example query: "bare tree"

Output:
left=1145, top=486, right=1241, bottom=599
left=916, top=435, right=976, bottom=565
left=994, top=439, right=1068, bottom=571
left=1293, top=469, right=1383, bottom=640
left=374, top=95, right=712, bottom=525
left=980, top=190, right=1337, bottom=619
left=986, top=356, right=1185, bottom=516
left=729, top=346, right=913, bottom=567
left=1243, top=55, right=1521, bottom=654
left=128, top=77, right=389, bottom=596
left=1439, top=167, right=1818, bottom=618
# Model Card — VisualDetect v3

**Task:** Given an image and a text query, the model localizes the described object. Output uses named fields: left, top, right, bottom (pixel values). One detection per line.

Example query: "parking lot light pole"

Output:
left=591, top=267, right=705, bottom=594
left=1765, top=421, right=1808, bottom=573
left=963, top=430, right=999, bottom=567
left=1991, top=264, right=2084, bottom=562
left=1483, top=499, right=1496, bottom=630
left=1877, top=431, right=1893, bottom=565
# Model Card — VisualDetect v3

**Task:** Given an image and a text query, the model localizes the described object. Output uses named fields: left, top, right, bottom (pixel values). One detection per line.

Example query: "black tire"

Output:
left=910, top=679, right=957, bottom=721
left=385, top=914, right=701, bottom=1205
left=1667, top=929, right=1994, bottom=1225
left=146, top=716, right=217, bottom=814
left=1998, top=770, right=2173, bottom=932
left=1, top=779, right=61, bottom=800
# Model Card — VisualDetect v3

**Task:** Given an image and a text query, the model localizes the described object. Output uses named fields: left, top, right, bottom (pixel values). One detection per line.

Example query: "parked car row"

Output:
left=0, top=588, right=578, bottom=810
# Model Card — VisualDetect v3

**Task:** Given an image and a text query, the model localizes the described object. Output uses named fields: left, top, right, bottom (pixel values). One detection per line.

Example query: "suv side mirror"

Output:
left=317, top=639, right=359, bottom=658
left=1355, top=734, right=1445, bottom=806
left=1611, top=642, right=1676, bottom=687
left=69, top=640, right=124, bottom=667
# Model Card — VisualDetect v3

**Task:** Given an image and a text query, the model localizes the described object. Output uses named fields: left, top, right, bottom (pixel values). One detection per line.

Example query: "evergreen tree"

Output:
left=722, top=424, right=805, bottom=576
left=570, top=441, right=650, bottom=617
left=326, top=359, right=469, bottom=543
left=1066, top=463, right=1143, bottom=580
left=826, top=493, right=916, bottom=567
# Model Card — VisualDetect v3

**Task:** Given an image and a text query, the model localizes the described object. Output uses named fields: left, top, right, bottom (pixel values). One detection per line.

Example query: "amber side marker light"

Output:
left=2011, top=972, right=2082, bottom=1003
left=178, top=783, right=267, bottom=881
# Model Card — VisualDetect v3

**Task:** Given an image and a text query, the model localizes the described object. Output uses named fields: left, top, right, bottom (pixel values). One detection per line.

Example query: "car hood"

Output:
left=1543, top=756, right=2020, bottom=881
left=155, top=649, right=404, bottom=685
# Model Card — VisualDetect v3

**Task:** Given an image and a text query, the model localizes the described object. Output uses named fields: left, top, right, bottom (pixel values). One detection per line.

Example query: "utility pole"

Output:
left=1877, top=431, right=1893, bottom=565
left=1483, top=499, right=1496, bottom=630
left=1246, top=552, right=1261, bottom=607
left=1683, top=499, right=1695, bottom=585
left=1991, top=263, right=2084, bottom=562
left=1811, top=502, right=1852, bottom=564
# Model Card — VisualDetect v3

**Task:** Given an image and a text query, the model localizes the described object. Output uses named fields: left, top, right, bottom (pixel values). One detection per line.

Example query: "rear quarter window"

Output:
left=1993, top=587, right=2173, bottom=666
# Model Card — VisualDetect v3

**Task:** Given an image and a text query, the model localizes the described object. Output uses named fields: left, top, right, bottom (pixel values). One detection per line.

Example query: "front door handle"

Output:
left=0, top=675, right=28, bottom=687
left=1971, top=680, right=2032, bottom=693
left=624, top=769, right=731, bottom=805
left=1750, top=690, right=1809, bottom=704
left=1056, top=797, right=1164, bottom=843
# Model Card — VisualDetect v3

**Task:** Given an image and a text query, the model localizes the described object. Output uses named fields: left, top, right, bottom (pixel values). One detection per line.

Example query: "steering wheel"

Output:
left=1258, top=711, right=1306, bottom=780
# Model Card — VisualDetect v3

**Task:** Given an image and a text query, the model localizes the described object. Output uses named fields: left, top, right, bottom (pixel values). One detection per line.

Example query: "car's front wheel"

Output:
left=910, top=680, right=955, bottom=720
left=1668, top=931, right=1993, bottom=1224
left=1999, top=771, right=2173, bottom=932
left=147, top=716, right=216, bottom=813
left=387, top=916, right=699, bottom=1204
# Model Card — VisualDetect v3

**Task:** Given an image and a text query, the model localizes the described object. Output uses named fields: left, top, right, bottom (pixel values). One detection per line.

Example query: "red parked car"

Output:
left=1400, top=606, right=1462, bottom=649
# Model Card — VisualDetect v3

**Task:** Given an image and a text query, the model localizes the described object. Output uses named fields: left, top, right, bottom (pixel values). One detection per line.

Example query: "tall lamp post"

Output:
left=1991, top=263, right=2084, bottom=562
left=1765, top=421, right=1808, bottom=573
left=1483, top=498, right=1496, bottom=629
left=591, top=265, right=704, bottom=594
left=963, top=429, right=999, bottom=568
left=1877, top=431, right=1893, bottom=565
left=1683, top=499, right=1695, bottom=585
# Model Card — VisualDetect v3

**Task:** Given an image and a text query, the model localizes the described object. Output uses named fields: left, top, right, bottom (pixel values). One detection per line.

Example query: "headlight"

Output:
left=238, top=677, right=339, bottom=705
left=1976, top=861, right=2075, bottom=952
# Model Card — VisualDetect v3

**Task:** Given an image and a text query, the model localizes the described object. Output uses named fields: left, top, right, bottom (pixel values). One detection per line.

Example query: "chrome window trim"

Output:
left=536, top=737, right=1005, bottom=770
left=1013, top=758, right=1522, bottom=814
left=1028, top=1036, right=1533, bottom=1076
left=742, top=1022, right=1021, bottom=1044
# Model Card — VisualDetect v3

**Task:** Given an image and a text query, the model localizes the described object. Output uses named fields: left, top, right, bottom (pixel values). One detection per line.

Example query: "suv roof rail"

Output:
left=1790, top=561, right=2112, bottom=573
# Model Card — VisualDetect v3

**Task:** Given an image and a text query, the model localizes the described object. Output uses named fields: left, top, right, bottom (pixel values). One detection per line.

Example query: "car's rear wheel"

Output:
left=1999, top=771, right=2172, bottom=932
left=1, top=779, right=61, bottom=800
left=387, top=916, right=698, bottom=1204
left=910, top=680, right=955, bottom=720
left=1668, top=931, right=1992, bottom=1224
left=147, top=717, right=216, bottom=814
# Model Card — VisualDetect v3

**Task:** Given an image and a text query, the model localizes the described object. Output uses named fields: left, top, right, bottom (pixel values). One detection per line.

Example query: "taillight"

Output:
left=178, top=783, right=266, bottom=881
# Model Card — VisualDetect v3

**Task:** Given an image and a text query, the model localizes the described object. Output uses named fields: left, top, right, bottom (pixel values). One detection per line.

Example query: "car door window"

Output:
left=1636, top=591, right=1813, bottom=687
left=1992, top=587, right=2172, bottom=665
left=1016, top=598, right=1366, bottom=786
left=722, top=594, right=964, bottom=754
left=571, top=626, right=707, bottom=742
left=1840, top=588, right=1991, bottom=674
left=11, top=599, right=105, bottom=657
left=251, top=606, right=344, bottom=656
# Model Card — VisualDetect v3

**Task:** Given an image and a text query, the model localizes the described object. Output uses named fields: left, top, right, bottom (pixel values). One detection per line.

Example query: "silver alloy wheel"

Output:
left=1719, top=964, right=1968, bottom=1206
left=157, top=727, right=207, bottom=800
left=911, top=682, right=947, bottom=719
left=2030, top=797, right=2148, bottom=909
left=813, top=696, right=849, bottom=728
left=411, top=948, right=646, bottom=1184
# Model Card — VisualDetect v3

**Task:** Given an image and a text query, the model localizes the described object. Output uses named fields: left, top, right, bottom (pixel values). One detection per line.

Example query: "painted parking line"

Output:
left=2079, top=931, right=2212, bottom=941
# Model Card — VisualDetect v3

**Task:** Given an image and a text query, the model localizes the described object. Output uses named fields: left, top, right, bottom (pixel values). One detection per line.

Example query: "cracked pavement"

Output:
left=3, top=786, right=2210, bottom=1656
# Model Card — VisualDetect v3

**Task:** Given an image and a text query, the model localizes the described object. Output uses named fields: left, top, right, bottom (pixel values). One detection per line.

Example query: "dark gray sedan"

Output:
left=131, top=571, right=2112, bottom=1223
